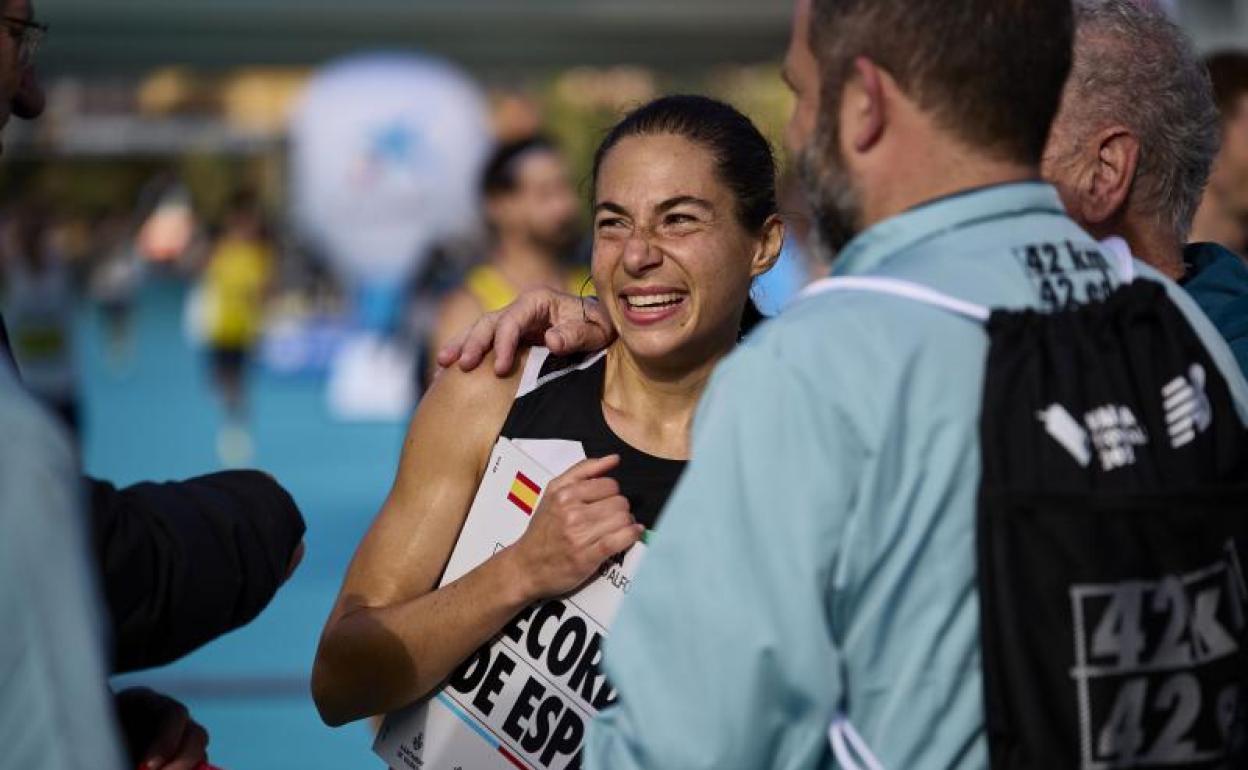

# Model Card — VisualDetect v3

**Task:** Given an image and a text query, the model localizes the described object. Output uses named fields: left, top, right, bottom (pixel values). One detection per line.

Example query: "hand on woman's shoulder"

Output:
left=409, top=347, right=532, bottom=466
left=426, top=347, right=528, bottom=413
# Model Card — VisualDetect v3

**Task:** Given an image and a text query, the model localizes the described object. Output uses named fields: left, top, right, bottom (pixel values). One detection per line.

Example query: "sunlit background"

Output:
left=1, top=0, right=1244, bottom=767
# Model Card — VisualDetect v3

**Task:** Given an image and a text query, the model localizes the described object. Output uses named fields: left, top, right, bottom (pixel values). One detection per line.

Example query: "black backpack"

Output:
left=808, top=263, right=1248, bottom=770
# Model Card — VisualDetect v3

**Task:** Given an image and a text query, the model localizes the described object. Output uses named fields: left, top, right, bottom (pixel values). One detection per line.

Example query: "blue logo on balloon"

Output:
left=354, top=121, right=430, bottom=188
left=372, top=122, right=420, bottom=166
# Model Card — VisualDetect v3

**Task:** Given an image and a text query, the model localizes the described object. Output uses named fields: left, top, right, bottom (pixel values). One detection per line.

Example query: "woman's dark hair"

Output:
left=590, top=95, right=778, bottom=336
left=591, top=95, right=777, bottom=232
left=481, top=135, right=558, bottom=198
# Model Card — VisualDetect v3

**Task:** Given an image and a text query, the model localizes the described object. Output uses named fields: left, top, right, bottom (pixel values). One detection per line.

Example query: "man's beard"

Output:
left=796, top=131, right=862, bottom=264
left=529, top=221, right=580, bottom=258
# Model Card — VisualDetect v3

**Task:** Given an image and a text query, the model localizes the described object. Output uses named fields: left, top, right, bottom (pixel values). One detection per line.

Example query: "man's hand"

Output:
left=115, top=687, right=210, bottom=770
left=436, top=288, right=617, bottom=376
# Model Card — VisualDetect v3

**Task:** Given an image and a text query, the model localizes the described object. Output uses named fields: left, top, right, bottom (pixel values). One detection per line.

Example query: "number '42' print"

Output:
left=1071, top=543, right=1248, bottom=768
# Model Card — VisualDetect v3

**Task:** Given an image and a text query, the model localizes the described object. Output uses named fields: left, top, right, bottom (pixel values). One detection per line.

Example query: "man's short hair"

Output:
left=1065, top=0, right=1219, bottom=242
left=1205, top=50, right=1248, bottom=121
left=480, top=136, right=557, bottom=199
left=808, top=0, right=1073, bottom=165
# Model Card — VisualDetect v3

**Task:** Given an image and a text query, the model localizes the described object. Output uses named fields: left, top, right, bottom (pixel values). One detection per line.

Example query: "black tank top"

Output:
left=499, top=348, right=686, bottom=529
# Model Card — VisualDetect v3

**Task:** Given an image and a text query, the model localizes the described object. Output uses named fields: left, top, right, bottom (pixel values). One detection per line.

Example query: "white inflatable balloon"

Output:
left=290, top=53, right=491, bottom=285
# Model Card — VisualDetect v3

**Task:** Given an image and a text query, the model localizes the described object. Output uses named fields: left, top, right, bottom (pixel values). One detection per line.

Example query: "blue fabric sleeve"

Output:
left=584, top=343, right=860, bottom=769
left=0, top=379, right=124, bottom=770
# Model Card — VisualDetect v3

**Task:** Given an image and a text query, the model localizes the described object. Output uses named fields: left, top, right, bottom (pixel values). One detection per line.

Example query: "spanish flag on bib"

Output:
left=506, top=471, right=541, bottom=515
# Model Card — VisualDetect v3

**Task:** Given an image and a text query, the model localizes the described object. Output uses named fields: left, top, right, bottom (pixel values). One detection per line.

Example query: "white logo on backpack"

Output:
left=1038, top=404, right=1093, bottom=467
left=1038, top=403, right=1148, bottom=471
left=1162, top=364, right=1212, bottom=449
left=1084, top=404, right=1149, bottom=471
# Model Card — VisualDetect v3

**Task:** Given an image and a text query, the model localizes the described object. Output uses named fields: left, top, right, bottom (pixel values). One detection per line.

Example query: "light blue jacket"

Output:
left=584, top=183, right=1248, bottom=769
left=0, top=358, right=123, bottom=770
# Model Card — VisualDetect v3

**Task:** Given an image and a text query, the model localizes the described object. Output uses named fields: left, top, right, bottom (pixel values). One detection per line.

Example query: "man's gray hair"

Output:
left=1068, top=0, right=1220, bottom=241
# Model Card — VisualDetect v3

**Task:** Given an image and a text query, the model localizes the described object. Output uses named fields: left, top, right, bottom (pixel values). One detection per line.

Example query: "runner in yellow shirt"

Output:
left=202, top=191, right=273, bottom=464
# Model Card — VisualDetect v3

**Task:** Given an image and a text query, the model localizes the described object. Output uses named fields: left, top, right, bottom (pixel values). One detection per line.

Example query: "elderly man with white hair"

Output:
left=1043, top=0, right=1248, bottom=375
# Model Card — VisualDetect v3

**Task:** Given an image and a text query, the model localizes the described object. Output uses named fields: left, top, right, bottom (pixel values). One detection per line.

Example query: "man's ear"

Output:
left=750, top=215, right=786, bottom=278
left=843, top=56, right=888, bottom=155
left=1083, top=126, right=1140, bottom=225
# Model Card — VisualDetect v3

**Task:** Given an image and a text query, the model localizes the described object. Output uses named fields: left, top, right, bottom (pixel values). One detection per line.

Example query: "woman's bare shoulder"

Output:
left=426, top=348, right=530, bottom=411
left=406, top=347, right=537, bottom=457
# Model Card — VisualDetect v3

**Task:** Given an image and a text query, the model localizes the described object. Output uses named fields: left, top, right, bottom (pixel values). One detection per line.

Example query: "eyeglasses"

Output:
left=0, top=16, right=46, bottom=67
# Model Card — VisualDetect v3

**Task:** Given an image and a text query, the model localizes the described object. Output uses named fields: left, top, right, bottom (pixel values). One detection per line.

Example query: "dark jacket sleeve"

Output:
left=87, top=470, right=306, bottom=674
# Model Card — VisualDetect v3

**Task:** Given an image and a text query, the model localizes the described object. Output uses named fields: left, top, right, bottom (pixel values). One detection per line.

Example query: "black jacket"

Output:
left=89, top=471, right=305, bottom=673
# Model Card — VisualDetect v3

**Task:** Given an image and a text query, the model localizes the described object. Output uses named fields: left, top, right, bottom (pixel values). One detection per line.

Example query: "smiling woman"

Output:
left=590, top=96, right=782, bottom=372
left=311, top=95, right=783, bottom=735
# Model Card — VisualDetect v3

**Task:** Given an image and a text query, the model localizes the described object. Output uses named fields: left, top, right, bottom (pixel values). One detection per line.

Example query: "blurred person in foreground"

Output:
left=1192, top=51, right=1248, bottom=257
left=426, top=136, right=585, bottom=381
left=312, top=95, right=781, bottom=728
left=200, top=189, right=275, bottom=465
left=0, top=4, right=128, bottom=767
left=2, top=301, right=124, bottom=766
left=1044, top=1, right=1248, bottom=376
left=1, top=201, right=79, bottom=435
left=440, top=0, right=1248, bottom=766
left=0, top=3, right=306, bottom=768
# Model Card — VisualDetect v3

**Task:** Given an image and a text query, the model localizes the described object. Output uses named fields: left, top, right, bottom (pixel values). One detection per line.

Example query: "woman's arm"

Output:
left=312, top=358, right=520, bottom=726
left=312, top=354, right=642, bottom=726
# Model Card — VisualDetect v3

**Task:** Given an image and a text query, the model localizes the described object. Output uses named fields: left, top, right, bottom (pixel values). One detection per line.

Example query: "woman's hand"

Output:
left=506, top=454, right=642, bottom=600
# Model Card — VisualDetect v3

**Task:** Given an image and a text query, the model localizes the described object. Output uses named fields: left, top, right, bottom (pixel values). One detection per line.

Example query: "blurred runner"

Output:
left=1, top=202, right=79, bottom=436
left=427, top=136, right=585, bottom=380
left=200, top=190, right=274, bottom=465
left=88, top=212, right=143, bottom=372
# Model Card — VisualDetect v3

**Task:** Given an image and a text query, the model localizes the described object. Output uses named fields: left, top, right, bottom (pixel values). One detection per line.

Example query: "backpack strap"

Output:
left=828, top=715, right=887, bottom=770
left=799, top=275, right=991, bottom=322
